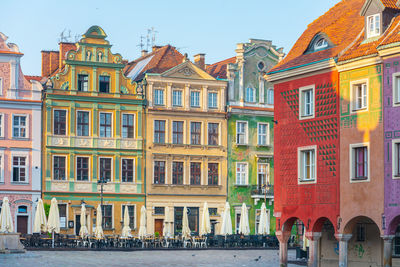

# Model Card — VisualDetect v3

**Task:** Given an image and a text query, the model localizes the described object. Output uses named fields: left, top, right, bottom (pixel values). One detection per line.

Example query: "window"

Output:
left=76, top=157, right=89, bottom=181
left=190, top=162, right=201, bottom=185
left=154, top=207, right=165, bottom=215
left=267, top=89, right=274, bottom=105
left=236, top=163, right=247, bottom=185
left=121, top=158, right=134, bottom=182
left=257, top=61, right=265, bottom=71
left=99, top=113, right=112, bottom=138
left=0, top=78, right=2, bottom=95
left=300, top=87, right=314, bottom=118
left=172, top=121, right=184, bottom=144
left=122, top=205, right=135, bottom=229
left=172, top=162, right=184, bottom=185
left=236, top=121, right=247, bottom=145
left=53, top=110, right=66, bottom=135
left=174, top=207, right=199, bottom=235
left=76, top=111, right=89, bottom=136
left=53, top=156, right=66, bottom=181
left=58, top=204, right=67, bottom=228
left=352, top=83, right=367, bottom=111
left=246, top=87, right=255, bottom=102
left=173, top=90, right=182, bottom=106
left=190, top=122, right=201, bottom=145
left=299, top=147, right=316, bottom=182
left=258, top=123, right=269, bottom=146
left=154, top=120, right=166, bottom=144
left=18, top=206, right=27, bottom=213
left=208, top=123, right=219, bottom=146
left=0, top=154, right=3, bottom=183
left=356, top=224, right=366, bottom=242
left=12, top=156, right=27, bottom=182
left=394, top=75, right=400, bottom=105
left=352, top=146, right=368, bottom=180
left=99, top=75, right=110, bottom=93
left=0, top=113, right=3, bottom=137
left=154, top=161, right=165, bottom=184
left=13, top=115, right=27, bottom=138
left=122, top=114, right=134, bottom=138
left=235, top=212, right=241, bottom=234
left=77, top=74, right=88, bottom=91
left=101, top=205, right=112, bottom=229
left=393, top=141, right=400, bottom=178
left=99, top=158, right=112, bottom=182
left=154, top=89, right=164, bottom=105
left=208, top=92, right=218, bottom=109
left=190, top=91, right=200, bottom=107
left=314, top=38, right=328, bottom=50
left=367, top=14, right=380, bottom=38
left=208, top=163, right=218, bottom=185
left=257, top=163, right=268, bottom=187
left=208, top=208, right=218, bottom=216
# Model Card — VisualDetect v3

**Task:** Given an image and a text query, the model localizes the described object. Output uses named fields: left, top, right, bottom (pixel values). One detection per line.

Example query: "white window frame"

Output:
left=299, top=85, right=315, bottom=119
left=0, top=77, right=3, bottom=96
left=76, top=110, right=91, bottom=137
left=257, top=122, right=270, bottom=146
left=0, top=149, right=4, bottom=183
left=121, top=157, right=135, bottom=183
left=0, top=113, right=4, bottom=138
left=236, top=121, right=248, bottom=145
left=207, top=122, right=220, bottom=146
left=172, top=120, right=185, bottom=145
left=245, top=86, right=256, bottom=103
left=257, top=162, right=269, bottom=186
left=11, top=151, right=29, bottom=184
left=154, top=89, right=165, bottom=106
left=393, top=72, right=400, bottom=107
left=75, top=156, right=90, bottom=181
left=349, top=143, right=370, bottom=183
left=392, top=139, right=400, bottom=180
left=235, top=162, right=248, bottom=185
left=297, top=145, right=317, bottom=184
left=172, top=90, right=183, bottom=107
left=350, top=79, right=368, bottom=112
left=190, top=91, right=201, bottom=108
left=367, top=14, right=381, bottom=38
left=121, top=204, right=136, bottom=230
left=121, top=113, right=136, bottom=139
left=12, top=114, right=29, bottom=138
left=101, top=203, right=114, bottom=230
left=52, top=154, right=67, bottom=181
left=99, top=112, right=113, bottom=138
left=267, top=88, right=274, bottom=105
left=98, top=157, right=113, bottom=182
left=208, top=92, right=218, bottom=109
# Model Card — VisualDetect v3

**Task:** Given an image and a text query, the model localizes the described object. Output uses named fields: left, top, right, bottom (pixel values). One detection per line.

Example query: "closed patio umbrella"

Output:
left=121, top=206, right=132, bottom=238
left=138, top=206, right=147, bottom=238
left=220, top=202, right=232, bottom=236
left=162, top=206, right=172, bottom=238
left=257, top=203, right=269, bottom=235
left=302, top=227, right=309, bottom=250
left=0, top=197, right=14, bottom=233
left=199, top=202, right=211, bottom=237
left=94, top=204, right=104, bottom=239
left=47, top=197, right=60, bottom=248
left=181, top=206, right=191, bottom=239
left=79, top=203, right=88, bottom=239
left=33, top=199, right=47, bottom=233
left=238, top=203, right=250, bottom=235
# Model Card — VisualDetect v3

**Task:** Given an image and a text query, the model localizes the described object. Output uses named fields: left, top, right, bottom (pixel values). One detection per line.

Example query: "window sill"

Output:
left=393, top=175, right=400, bottom=180
left=11, top=182, right=29, bottom=185
left=257, top=144, right=272, bottom=148
left=298, top=179, right=316, bottom=184
left=351, top=108, right=367, bottom=113
left=236, top=143, right=248, bottom=146
left=12, top=137, right=29, bottom=141
left=299, top=115, right=314, bottom=120
left=234, top=184, right=249, bottom=187
left=351, top=177, right=369, bottom=182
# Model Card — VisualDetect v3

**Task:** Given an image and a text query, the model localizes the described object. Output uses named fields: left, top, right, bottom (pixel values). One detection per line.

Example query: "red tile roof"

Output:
left=270, top=0, right=365, bottom=73
left=381, top=0, right=400, bottom=9
left=205, top=57, right=236, bottom=79
left=24, top=75, right=43, bottom=82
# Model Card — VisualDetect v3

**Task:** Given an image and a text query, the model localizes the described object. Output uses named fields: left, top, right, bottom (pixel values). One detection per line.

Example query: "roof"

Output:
left=270, top=0, right=365, bottom=73
left=205, top=57, right=236, bottom=79
left=124, top=45, right=184, bottom=81
left=381, top=0, right=400, bottom=9
left=24, top=75, right=43, bottom=82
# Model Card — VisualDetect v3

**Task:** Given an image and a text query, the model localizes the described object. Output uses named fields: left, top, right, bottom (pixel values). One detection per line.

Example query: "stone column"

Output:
left=382, top=235, right=395, bottom=267
left=306, top=232, right=322, bottom=267
left=335, top=234, right=352, bottom=267
left=276, top=230, right=291, bottom=267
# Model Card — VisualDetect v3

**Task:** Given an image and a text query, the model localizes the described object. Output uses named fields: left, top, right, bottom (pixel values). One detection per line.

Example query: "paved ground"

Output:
left=0, top=249, right=304, bottom=267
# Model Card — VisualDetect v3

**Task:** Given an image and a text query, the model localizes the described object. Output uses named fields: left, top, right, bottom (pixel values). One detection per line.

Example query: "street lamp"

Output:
left=98, top=177, right=107, bottom=228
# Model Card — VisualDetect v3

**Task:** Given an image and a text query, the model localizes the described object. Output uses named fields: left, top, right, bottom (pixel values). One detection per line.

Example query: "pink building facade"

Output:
left=0, top=32, right=42, bottom=234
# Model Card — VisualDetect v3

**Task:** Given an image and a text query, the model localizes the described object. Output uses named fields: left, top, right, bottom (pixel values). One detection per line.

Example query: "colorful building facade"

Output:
left=42, top=26, right=145, bottom=236
left=0, top=32, right=42, bottom=234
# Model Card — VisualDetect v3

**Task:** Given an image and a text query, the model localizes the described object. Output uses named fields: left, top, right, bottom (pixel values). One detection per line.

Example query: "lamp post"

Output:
left=98, top=177, right=107, bottom=228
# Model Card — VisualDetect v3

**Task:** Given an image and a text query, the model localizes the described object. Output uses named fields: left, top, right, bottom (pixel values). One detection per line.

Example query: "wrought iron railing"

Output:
left=250, top=185, right=274, bottom=197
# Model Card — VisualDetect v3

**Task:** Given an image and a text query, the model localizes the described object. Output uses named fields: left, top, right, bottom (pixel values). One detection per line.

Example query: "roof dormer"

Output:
left=304, top=33, right=333, bottom=54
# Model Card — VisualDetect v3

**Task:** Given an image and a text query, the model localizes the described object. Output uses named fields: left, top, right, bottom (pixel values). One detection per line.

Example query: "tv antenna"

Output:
left=146, top=27, right=158, bottom=50
left=137, top=35, right=145, bottom=51
left=59, top=29, right=73, bottom=43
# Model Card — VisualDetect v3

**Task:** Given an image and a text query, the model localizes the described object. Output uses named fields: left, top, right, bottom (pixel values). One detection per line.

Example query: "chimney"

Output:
left=41, top=50, right=59, bottom=77
left=194, top=53, right=205, bottom=69
left=141, top=50, right=148, bottom=57
left=152, top=45, right=162, bottom=52
left=59, top=42, right=77, bottom=70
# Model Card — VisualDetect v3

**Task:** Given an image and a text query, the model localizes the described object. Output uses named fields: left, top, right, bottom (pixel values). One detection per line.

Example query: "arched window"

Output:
left=246, top=87, right=255, bottom=103
left=267, top=89, right=274, bottom=105
left=18, top=205, right=28, bottom=213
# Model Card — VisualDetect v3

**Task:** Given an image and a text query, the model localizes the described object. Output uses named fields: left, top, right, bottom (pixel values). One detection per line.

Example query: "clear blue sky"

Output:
left=0, top=0, right=340, bottom=76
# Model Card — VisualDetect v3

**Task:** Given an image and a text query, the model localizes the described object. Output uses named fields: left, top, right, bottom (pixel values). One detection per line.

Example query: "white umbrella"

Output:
left=162, top=206, right=172, bottom=238
left=79, top=203, right=88, bottom=239
left=220, top=202, right=232, bottom=236
left=0, top=197, right=14, bottom=233
left=138, top=206, right=147, bottom=238
left=238, top=203, right=250, bottom=235
left=33, top=199, right=47, bottom=233
left=199, top=202, right=211, bottom=236
left=181, top=206, right=191, bottom=239
left=94, top=204, right=104, bottom=239
left=47, top=197, right=60, bottom=248
left=121, top=206, right=132, bottom=238
left=257, top=203, right=270, bottom=235
left=303, top=227, right=309, bottom=250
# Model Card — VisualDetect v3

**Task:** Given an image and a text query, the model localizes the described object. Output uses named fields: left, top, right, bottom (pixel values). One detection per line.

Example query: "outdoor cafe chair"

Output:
left=192, top=236, right=200, bottom=248
left=200, top=236, right=207, bottom=248
left=183, top=236, right=191, bottom=248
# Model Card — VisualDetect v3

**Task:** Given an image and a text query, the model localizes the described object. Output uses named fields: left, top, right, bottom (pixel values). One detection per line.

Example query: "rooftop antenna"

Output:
left=137, top=35, right=145, bottom=51
left=59, top=28, right=73, bottom=43
left=146, top=29, right=151, bottom=51
left=151, top=27, right=158, bottom=48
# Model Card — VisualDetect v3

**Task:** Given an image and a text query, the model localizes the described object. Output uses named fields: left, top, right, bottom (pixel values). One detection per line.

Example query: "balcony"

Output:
left=48, top=135, right=142, bottom=150
left=250, top=185, right=274, bottom=203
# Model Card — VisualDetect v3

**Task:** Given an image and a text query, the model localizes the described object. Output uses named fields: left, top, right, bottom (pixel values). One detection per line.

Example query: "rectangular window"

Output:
left=76, top=111, right=89, bottom=137
left=122, top=114, right=134, bottom=138
left=356, top=224, right=366, bottom=242
left=208, top=163, right=218, bottom=185
left=58, top=204, right=67, bottom=228
left=301, top=88, right=314, bottom=117
left=190, top=162, right=201, bottom=185
left=236, top=163, right=247, bottom=185
left=190, top=122, right=201, bottom=145
left=0, top=155, right=3, bottom=183
left=99, top=158, right=112, bottom=182
left=258, top=123, right=269, bottom=146
left=208, top=208, right=218, bottom=216
left=236, top=121, right=247, bottom=145
left=246, top=87, right=255, bottom=103
left=154, top=161, right=165, bottom=184
left=367, top=14, right=380, bottom=38
left=53, top=110, right=66, bottom=136
left=172, top=121, right=184, bottom=144
left=394, top=75, right=400, bottom=105
left=101, top=205, right=112, bottom=229
left=99, top=113, right=112, bottom=138
left=172, top=162, right=184, bottom=185
left=154, top=120, right=166, bottom=144
left=99, top=75, right=110, bottom=93
left=0, top=78, right=2, bottom=95
left=299, top=148, right=316, bottom=182
left=353, top=83, right=367, bottom=111
left=154, top=89, right=164, bottom=105
left=77, top=74, right=88, bottom=91
left=208, top=123, right=219, bottom=146
left=208, top=92, right=218, bottom=108
left=394, top=142, right=400, bottom=178
left=190, top=91, right=200, bottom=107
left=173, top=90, right=182, bottom=106
left=13, top=115, right=27, bottom=138
left=53, top=156, right=66, bottom=181
left=13, top=156, right=27, bottom=182
left=122, top=205, right=135, bottom=229
left=0, top=114, right=3, bottom=137
left=353, top=146, right=368, bottom=180
left=76, top=157, right=89, bottom=181
left=154, top=207, right=165, bottom=215
left=257, top=163, right=268, bottom=187
left=121, top=158, right=134, bottom=183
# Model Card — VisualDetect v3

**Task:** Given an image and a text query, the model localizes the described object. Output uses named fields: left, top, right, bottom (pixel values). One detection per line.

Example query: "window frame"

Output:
left=121, top=158, right=135, bottom=183
left=393, top=72, right=400, bottom=107
left=76, top=156, right=90, bottom=181
left=172, top=121, right=184, bottom=145
left=53, top=109, right=67, bottom=136
left=154, top=89, right=165, bottom=106
left=297, top=145, right=317, bottom=184
left=153, top=160, right=166, bottom=185
left=245, top=86, right=256, bottom=103
left=208, top=162, right=219, bottom=186
left=99, top=75, right=110, bottom=93
left=154, top=120, right=166, bottom=144
left=208, top=92, right=218, bottom=109
left=121, top=204, right=136, bottom=229
left=99, top=112, right=113, bottom=138
left=53, top=155, right=67, bottom=181
left=299, top=85, right=315, bottom=120
left=190, top=122, right=202, bottom=145
left=350, top=79, right=368, bottom=113
left=101, top=204, right=113, bottom=230
left=0, top=77, right=2, bottom=96
left=172, top=90, right=183, bottom=107
left=392, top=139, right=400, bottom=179
left=11, top=151, right=29, bottom=184
left=172, top=161, right=184, bottom=185
left=190, top=91, right=201, bottom=108
left=190, top=162, right=202, bottom=185
left=366, top=14, right=381, bottom=38
left=257, top=162, right=269, bottom=187
left=58, top=203, right=68, bottom=228
left=207, top=122, right=219, bottom=146
left=235, top=162, right=248, bottom=185
left=257, top=122, right=270, bottom=146
left=236, top=121, right=248, bottom=145
left=0, top=113, right=4, bottom=138
left=121, top=113, right=135, bottom=139
left=12, top=114, right=29, bottom=138
left=350, top=143, right=370, bottom=183
left=77, top=74, right=89, bottom=92
left=99, top=157, right=113, bottom=182
left=76, top=110, right=90, bottom=137
left=266, top=88, right=274, bottom=105
left=0, top=150, right=4, bottom=183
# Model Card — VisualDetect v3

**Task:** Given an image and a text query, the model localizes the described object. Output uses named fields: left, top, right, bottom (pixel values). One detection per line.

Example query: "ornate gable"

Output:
left=161, top=59, right=215, bottom=80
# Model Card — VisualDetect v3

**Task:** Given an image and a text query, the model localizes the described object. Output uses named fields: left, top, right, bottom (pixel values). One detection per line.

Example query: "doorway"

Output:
left=75, top=214, right=81, bottom=236
left=155, top=219, right=163, bottom=236
left=17, top=216, right=28, bottom=234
